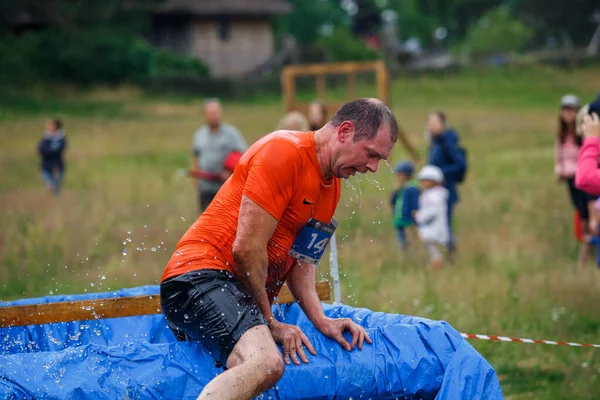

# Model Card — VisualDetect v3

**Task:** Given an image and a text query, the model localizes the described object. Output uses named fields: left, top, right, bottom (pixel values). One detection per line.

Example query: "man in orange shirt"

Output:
left=161, top=98, right=399, bottom=400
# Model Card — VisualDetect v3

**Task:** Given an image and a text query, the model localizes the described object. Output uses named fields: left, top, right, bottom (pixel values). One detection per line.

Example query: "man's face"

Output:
left=331, top=121, right=395, bottom=179
left=204, top=103, right=222, bottom=127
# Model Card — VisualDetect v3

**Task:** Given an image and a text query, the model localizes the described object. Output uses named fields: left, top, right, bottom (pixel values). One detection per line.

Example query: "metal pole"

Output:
left=328, top=232, right=342, bottom=304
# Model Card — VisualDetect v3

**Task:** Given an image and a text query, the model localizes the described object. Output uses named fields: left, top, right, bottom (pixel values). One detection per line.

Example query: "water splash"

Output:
left=363, top=172, right=384, bottom=191
left=383, top=160, right=395, bottom=174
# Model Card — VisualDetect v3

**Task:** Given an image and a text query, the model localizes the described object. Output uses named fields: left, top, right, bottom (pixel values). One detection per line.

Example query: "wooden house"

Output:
left=151, top=0, right=292, bottom=77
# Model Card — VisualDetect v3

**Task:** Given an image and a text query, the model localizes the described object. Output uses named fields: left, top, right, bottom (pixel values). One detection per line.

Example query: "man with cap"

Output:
left=390, top=160, right=420, bottom=249
left=415, top=165, right=450, bottom=268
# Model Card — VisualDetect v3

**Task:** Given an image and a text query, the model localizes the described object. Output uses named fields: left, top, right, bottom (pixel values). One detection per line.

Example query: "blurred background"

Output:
left=1, top=1, right=600, bottom=398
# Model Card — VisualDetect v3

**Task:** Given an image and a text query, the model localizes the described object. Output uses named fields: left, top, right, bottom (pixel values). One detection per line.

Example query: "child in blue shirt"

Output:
left=390, top=161, right=421, bottom=249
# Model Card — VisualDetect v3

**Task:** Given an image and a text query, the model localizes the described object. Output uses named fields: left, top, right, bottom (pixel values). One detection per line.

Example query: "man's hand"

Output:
left=269, top=321, right=316, bottom=365
left=582, top=113, right=600, bottom=138
left=316, top=317, right=372, bottom=351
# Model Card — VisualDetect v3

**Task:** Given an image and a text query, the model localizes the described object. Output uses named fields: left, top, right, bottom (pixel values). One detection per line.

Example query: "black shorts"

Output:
left=567, top=178, right=596, bottom=221
left=160, top=269, right=267, bottom=366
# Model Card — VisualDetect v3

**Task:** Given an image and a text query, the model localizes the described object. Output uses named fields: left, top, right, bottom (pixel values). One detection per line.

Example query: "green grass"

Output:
left=1, top=65, right=600, bottom=399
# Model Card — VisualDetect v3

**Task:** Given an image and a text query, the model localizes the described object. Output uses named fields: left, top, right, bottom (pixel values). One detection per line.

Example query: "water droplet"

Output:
left=181, top=216, right=186, bottom=221
left=133, top=272, right=137, bottom=277
left=151, top=247, right=157, bottom=252
left=122, top=248, right=128, bottom=256
left=90, top=283, right=95, bottom=287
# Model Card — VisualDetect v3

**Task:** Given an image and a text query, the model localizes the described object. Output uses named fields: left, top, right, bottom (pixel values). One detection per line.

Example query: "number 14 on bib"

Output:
left=289, top=218, right=338, bottom=265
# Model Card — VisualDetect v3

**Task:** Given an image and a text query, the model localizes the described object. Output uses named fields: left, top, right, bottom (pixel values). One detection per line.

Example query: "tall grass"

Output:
left=1, top=66, right=600, bottom=398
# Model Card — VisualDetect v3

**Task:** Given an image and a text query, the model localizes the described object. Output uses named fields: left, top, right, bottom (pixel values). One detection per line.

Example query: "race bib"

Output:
left=288, top=218, right=337, bottom=264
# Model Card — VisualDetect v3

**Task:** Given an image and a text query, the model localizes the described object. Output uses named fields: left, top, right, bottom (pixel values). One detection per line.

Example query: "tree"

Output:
left=384, top=0, right=505, bottom=46
left=273, top=0, right=347, bottom=45
left=0, top=0, right=162, bottom=35
left=352, top=0, right=381, bottom=37
left=460, top=6, right=533, bottom=56
left=515, top=0, right=599, bottom=46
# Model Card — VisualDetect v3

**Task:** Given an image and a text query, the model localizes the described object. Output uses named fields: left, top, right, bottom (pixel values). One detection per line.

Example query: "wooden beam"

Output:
left=282, top=67, right=296, bottom=113
left=283, top=61, right=383, bottom=77
left=0, top=281, right=331, bottom=328
left=375, top=60, right=390, bottom=106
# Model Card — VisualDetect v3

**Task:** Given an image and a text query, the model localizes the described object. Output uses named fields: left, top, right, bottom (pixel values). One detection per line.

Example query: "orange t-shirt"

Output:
left=162, top=130, right=341, bottom=301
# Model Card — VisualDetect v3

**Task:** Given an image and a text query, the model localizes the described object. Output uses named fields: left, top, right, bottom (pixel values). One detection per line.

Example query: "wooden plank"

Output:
left=282, top=67, right=296, bottom=113
left=0, top=281, right=331, bottom=328
left=283, top=61, right=382, bottom=77
left=375, top=60, right=390, bottom=105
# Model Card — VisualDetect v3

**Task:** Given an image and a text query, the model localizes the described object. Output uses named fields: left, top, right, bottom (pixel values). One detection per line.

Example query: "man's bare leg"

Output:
left=197, top=325, right=284, bottom=400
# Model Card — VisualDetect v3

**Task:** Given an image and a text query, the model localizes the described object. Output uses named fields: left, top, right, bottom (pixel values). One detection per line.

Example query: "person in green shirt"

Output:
left=390, top=160, right=420, bottom=249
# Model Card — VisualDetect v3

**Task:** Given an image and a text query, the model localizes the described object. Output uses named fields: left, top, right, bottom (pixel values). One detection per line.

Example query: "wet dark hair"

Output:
left=558, top=106, right=580, bottom=145
left=328, top=98, right=399, bottom=142
left=54, top=119, right=63, bottom=130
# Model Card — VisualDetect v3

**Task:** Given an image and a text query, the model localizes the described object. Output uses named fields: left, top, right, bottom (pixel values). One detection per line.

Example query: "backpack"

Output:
left=454, top=146, right=468, bottom=184
left=440, top=140, right=468, bottom=184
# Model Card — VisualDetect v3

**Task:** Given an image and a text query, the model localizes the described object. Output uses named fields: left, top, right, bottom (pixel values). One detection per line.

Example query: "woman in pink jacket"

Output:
left=575, top=101, right=600, bottom=195
left=556, top=95, right=596, bottom=266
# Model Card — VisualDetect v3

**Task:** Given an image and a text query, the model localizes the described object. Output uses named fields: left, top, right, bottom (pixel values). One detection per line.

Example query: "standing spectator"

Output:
left=414, top=165, right=449, bottom=269
left=277, top=111, right=309, bottom=131
left=390, top=160, right=420, bottom=249
left=425, top=111, right=466, bottom=258
left=307, top=100, right=327, bottom=131
left=192, top=98, right=248, bottom=213
left=38, top=119, right=67, bottom=195
left=555, top=94, right=596, bottom=267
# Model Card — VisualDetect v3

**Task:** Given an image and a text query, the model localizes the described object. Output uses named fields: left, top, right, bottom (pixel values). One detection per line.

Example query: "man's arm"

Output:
left=192, top=130, right=201, bottom=171
left=233, top=195, right=317, bottom=365
left=285, top=260, right=326, bottom=329
left=232, top=195, right=278, bottom=325
left=286, top=259, right=372, bottom=352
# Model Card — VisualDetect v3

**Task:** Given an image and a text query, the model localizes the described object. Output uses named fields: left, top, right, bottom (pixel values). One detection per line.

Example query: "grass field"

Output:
left=1, top=66, right=600, bottom=399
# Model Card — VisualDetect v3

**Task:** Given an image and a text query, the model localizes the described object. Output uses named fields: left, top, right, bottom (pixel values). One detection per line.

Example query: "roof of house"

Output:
left=155, top=0, right=293, bottom=16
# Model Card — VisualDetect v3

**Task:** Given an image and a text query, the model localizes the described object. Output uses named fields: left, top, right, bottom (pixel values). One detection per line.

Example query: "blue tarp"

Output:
left=0, top=286, right=503, bottom=399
